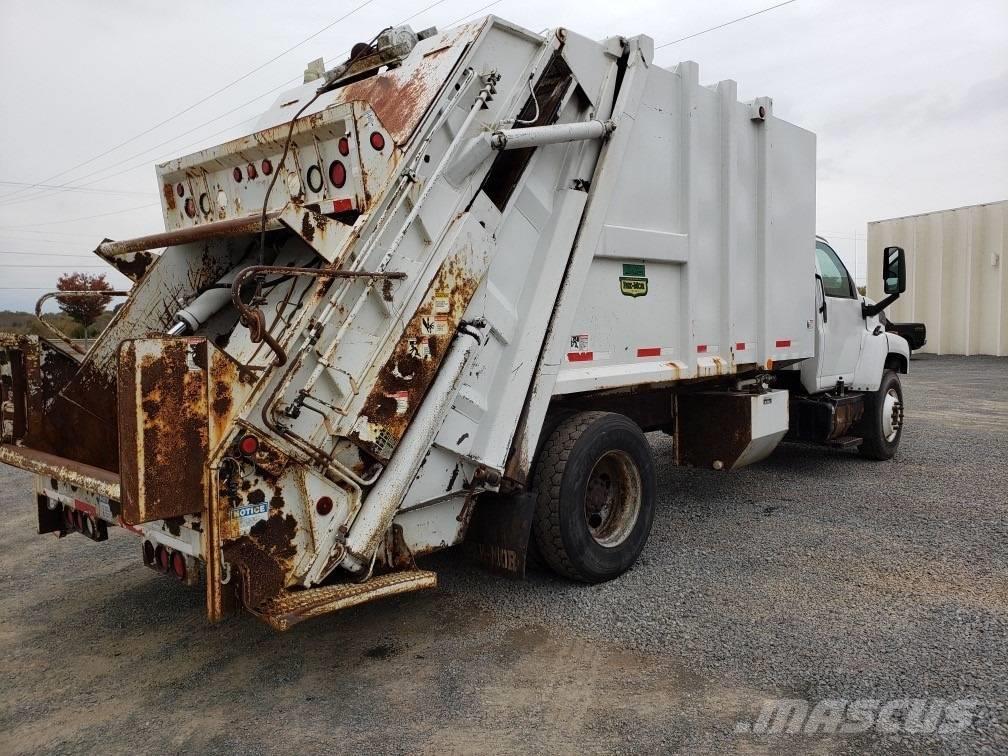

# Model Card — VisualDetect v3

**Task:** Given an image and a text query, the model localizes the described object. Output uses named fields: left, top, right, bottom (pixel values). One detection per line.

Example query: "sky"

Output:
left=0, top=0, right=1005, bottom=311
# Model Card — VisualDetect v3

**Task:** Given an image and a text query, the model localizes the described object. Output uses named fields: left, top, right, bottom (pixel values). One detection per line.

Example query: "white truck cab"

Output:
left=790, top=236, right=910, bottom=461
left=804, top=236, right=910, bottom=394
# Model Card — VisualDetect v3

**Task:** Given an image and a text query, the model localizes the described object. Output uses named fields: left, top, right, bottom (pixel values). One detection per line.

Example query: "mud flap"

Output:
left=464, top=491, right=536, bottom=579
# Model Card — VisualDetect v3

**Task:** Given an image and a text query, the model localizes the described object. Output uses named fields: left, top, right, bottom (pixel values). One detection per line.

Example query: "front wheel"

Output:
left=858, top=369, right=904, bottom=460
left=531, top=412, right=656, bottom=583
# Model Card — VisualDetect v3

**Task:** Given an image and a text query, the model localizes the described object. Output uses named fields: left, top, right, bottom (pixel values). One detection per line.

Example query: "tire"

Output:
left=531, top=411, right=656, bottom=583
left=858, top=369, right=904, bottom=460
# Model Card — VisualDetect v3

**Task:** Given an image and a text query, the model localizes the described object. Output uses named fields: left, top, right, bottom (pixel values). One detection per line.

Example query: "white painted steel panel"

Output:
left=555, top=59, right=816, bottom=394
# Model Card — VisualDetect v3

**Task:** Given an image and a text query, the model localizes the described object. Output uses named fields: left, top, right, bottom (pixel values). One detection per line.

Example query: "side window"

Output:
left=815, top=241, right=855, bottom=299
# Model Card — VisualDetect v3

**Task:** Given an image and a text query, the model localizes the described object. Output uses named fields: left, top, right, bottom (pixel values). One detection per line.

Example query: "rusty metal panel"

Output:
left=118, top=338, right=209, bottom=524
left=0, top=333, right=119, bottom=472
left=348, top=229, right=490, bottom=461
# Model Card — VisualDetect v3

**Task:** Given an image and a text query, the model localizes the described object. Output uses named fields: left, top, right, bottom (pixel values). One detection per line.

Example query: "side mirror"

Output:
left=883, top=246, right=906, bottom=295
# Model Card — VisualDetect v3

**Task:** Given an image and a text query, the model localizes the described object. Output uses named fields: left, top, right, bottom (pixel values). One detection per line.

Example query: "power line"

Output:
left=0, top=0, right=500, bottom=213
left=655, top=0, right=800, bottom=49
left=0, top=250, right=102, bottom=258
left=0, top=202, right=159, bottom=229
left=0, top=0, right=503, bottom=221
left=0, top=264, right=110, bottom=269
left=0, top=180, right=154, bottom=198
left=0, top=228, right=105, bottom=239
left=0, top=0, right=466, bottom=210
left=0, top=0, right=382, bottom=204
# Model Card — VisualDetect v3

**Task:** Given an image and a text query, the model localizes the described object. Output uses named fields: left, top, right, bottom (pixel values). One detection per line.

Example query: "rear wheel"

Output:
left=532, top=412, right=656, bottom=582
left=858, top=369, right=904, bottom=460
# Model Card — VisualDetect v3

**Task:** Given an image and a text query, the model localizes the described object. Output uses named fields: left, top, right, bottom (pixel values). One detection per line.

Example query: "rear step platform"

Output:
left=256, top=569, right=438, bottom=631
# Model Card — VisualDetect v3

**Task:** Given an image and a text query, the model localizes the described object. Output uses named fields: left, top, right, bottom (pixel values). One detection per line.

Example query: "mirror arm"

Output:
left=862, top=292, right=900, bottom=318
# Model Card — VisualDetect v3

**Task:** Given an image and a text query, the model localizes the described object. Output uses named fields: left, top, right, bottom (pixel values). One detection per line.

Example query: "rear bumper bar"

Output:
left=0, top=444, right=119, bottom=500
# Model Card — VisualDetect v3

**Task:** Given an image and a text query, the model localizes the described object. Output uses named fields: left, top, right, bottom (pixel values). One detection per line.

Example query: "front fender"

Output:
left=853, top=328, right=908, bottom=391
left=885, top=333, right=910, bottom=374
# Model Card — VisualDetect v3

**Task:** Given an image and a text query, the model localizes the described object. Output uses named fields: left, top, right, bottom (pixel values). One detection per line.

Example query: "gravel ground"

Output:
left=0, top=355, right=1005, bottom=755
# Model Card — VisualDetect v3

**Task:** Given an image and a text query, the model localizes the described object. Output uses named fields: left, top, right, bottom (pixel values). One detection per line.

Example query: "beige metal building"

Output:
left=867, top=200, right=1007, bottom=356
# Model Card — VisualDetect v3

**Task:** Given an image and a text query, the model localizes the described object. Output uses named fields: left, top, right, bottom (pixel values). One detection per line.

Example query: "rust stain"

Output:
left=208, top=352, right=238, bottom=446
left=350, top=250, right=480, bottom=460
left=162, top=183, right=176, bottom=211
left=222, top=511, right=298, bottom=609
left=341, top=65, right=431, bottom=142
left=112, top=251, right=156, bottom=281
left=301, top=211, right=315, bottom=242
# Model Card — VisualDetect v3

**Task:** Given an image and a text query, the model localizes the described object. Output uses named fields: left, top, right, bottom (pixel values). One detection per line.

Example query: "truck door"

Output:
left=813, top=239, right=863, bottom=390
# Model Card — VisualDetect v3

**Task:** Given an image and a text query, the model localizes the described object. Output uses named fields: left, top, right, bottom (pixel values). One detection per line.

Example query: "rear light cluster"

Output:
left=302, top=130, right=386, bottom=196
left=172, top=128, right=382, bottom=218
left=61, top=505, right=108, bottom=542
left=231, top=159, right=275, bottom=184
left=142, top=540, right=197, bottom=585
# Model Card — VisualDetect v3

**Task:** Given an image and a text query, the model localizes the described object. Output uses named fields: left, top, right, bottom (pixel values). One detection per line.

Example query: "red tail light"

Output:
left=238, top=434, right=259, bottom=456
left=369, top=131, right=385, bottom=151
left=261, top=158, right=273, bottom=175
left=232, top=167, right=243, bottom=182
left=246, top=163, right=258, bottom=180
left=329, top=161, right=347, bottom=188
left=184, top=198, right=197, bottom=218
left=155, top=545, right=170, bottom=572
left=316, top=496, right=334, bottom=516
left=338, top=137, right=350, bottom=156
left=171, top=551, right=187, bottom=581
left=175, top=183, right=185, bottom=198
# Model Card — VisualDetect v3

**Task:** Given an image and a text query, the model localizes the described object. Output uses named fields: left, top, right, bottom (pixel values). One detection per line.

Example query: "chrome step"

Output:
left=256, top=569, right=437, bottom=631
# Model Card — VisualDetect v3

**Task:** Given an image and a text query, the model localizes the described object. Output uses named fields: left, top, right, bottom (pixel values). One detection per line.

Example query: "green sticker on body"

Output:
left=620, top=263, right=648, bottom=297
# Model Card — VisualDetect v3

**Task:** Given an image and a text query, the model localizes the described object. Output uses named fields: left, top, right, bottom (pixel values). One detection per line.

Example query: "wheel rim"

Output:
left=881, top=388, right=903, bottom=442
left=583, top=450, right=641, bottom=548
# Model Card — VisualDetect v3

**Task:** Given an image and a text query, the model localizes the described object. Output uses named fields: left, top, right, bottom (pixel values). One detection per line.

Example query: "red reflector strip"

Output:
left=330, top=198, right=353, bottom=214
left=696, top=345, right=708, bottom=353
left=567, top=351, right=593, bottom=362
left=775, top=339, right=791, bottom=348
left=637, top=347, right=661, bottom=357
left=735, top=342, right=746, bottom=351
left=73, top=499, right=98, bottom=517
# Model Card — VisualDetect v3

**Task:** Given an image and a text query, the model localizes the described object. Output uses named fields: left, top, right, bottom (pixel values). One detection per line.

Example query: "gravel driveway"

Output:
left=0, top=355, right=1004, bottom=754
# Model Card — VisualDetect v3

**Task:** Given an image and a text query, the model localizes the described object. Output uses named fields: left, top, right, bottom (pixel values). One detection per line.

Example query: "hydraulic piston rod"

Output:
left=489, top=119, right=616, bottom=151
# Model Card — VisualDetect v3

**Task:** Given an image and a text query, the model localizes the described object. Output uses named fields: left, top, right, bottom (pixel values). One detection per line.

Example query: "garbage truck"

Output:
left=0, top=16, right=911, bottom=630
